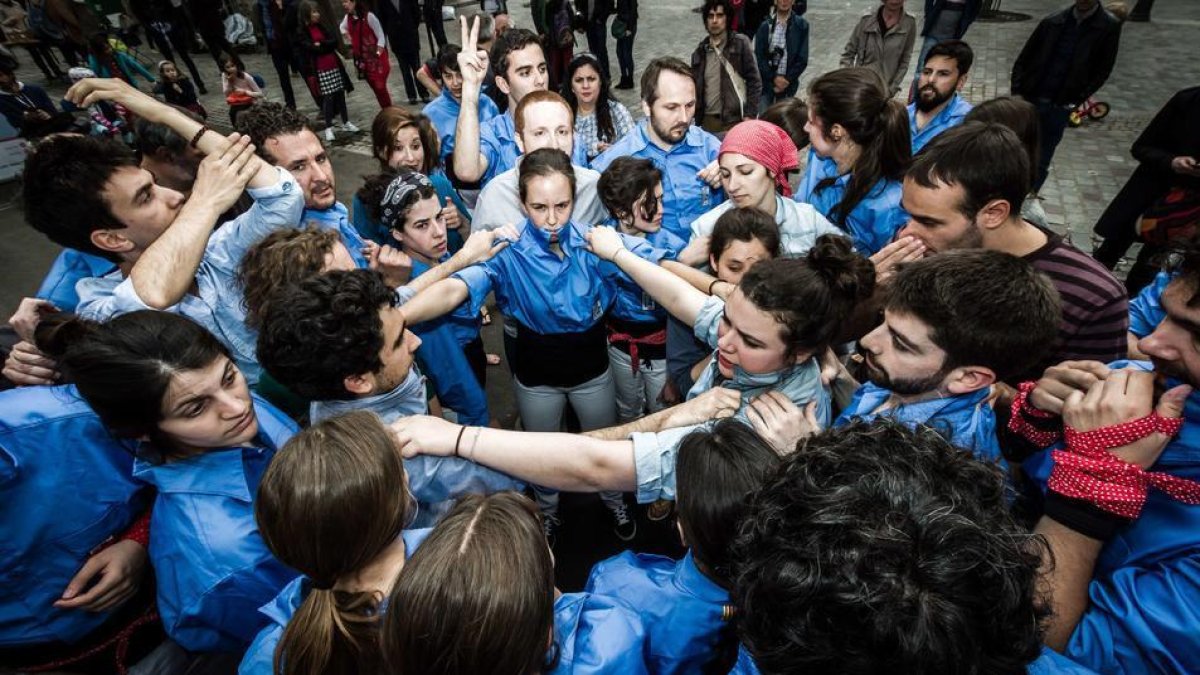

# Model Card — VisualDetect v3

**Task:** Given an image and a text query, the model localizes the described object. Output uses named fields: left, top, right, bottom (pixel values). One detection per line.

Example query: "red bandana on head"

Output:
left=719, top=120, right=800, bottom=198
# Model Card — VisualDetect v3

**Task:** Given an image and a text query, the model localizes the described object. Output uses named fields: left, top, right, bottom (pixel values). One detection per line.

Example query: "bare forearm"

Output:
left=1034, top=516, right=1104, bottom=650
left=464, top=427, right=636, bottom=492
left=406, top=247, right=481, bottom=295
left=143, top=97, right=273, bottom=187
left=612, top=250, right=706, bottom=326
left=402, top=278, right=470, bottom=324
left=585, top=405, right=679, bottom=440
left=129, top=201, right=221, bottom=309
left=662, top=260, right=731, bottom=299
left=452, top=89, right=486, bottom=182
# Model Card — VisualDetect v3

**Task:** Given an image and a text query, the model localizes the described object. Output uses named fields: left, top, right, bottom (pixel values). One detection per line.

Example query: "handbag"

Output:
left=1139, top=187, right=1200, bottom=246
left=610, top=16, right=627, bottom=39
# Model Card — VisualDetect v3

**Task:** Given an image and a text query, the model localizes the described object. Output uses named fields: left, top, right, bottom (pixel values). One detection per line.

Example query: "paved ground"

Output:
left=1, top=0, right=1197, bottom=587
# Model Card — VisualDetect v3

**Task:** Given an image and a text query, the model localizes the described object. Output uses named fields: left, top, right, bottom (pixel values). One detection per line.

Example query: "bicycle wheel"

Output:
left=1090, top=102, right=1111, bottom=120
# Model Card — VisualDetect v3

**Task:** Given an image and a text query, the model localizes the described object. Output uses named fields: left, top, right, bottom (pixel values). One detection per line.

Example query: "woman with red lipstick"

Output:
left=36, top=311, right=299, bottom=654
left=562, top=52, right=635, bottom=162
left=399, top=148, right=670, bottom=541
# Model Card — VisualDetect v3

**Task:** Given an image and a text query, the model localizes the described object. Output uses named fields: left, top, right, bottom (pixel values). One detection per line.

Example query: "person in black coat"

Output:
left=375, top=0, right=427, bottom=104
left=612, top=0, right=635, bottom=88
left=129, top=0, right=208, bottom=93
left=1092, top=86, right=1200, bottom=294
left=1010, top=0, right=1121, bottom=191
left=579, top=0, right=612, bottom=80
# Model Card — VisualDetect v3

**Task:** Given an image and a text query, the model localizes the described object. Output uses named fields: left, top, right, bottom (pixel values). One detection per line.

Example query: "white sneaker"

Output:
left=341, top=121, right=360, bottom=133
left=323, top=126, right=335, bottom=142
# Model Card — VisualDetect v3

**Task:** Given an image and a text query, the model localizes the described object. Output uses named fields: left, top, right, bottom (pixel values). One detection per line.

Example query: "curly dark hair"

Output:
left=22, top=134, right=139, bottom=262
left=732, top=419, right=1049, bottom=674
left=256, top=269, right=396, bottom=401
left=597, top=157, right=661, bottom=225
left=235, top=101, right=314, bottom=163
left=739, top=234, right=874, bottom=359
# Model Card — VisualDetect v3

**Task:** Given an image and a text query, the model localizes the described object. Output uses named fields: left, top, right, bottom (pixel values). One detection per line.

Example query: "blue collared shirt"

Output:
left=795, top=150, right=908, bottom=255
left=237, top=528, right=433, bottom=675
left=1022, top=359, right=1200, bottom=672
left=455, top=111, right=591, bottom=184
left=132, top=396, right=299, bottom=652
left=1129, top=270, right=1173, bottom=338
left=75, top=168, right=305, bottom=387
left=729, top=646, right=1096, bottom=674
left=550, top=592, right=649, bottom=675
left=609, top=226, right=684, bottom=324
left=631, top=295, right=829, bottom=503
left=423, top=89, right=501, bottom=161
left=585, top=550, right=729, bottom=674
left=907, top=93, right=973, bottom=153
left=592, top=122, right=725, bottom=241
left=453, top=220, right=660, bottom=334
left=310, top=370, right=518, bottom=527
left=300, top=201, right=370, bottom=268
left=835, top=384, right=1001, bottom=464
left=36, top=249, right=116, bottom=311
left=0, top=385, right=150, bottom=647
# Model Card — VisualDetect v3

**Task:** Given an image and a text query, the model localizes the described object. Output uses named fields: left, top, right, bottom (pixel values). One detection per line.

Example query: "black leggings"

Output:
left=321, top=90, right=349, bottom=127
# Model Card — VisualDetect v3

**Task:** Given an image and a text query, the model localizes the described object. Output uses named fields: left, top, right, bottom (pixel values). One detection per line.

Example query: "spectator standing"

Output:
left=0, top=0, right=65, bottom=82
left=612, top=0, right=636, bottom=89
left=256, top=0, right=300, bottom=109
left=1011, top=0, right=1122, bottom=190
left=376, top=0, right=428, bottom=105
left=220, top=53, right=263, bottom=128
left=86, top=35, right=155, bottom=87
left=1092, top=86, right=1200, bottom=294
left=562, top=52, right=634, bottom=162
left=186, top=0, right=236, bottom=70
left=910, top=0, right=981, bottom=95
left=840, top=0, right=917, bottom=98
left=533, top=0, right=576, bottom=91
left=754, top=0, right=808, bottom=113
left=425, top=0, right=449, bottom=48
left=340, top=0, right=393, bottom=109
left=691, top=0, right=761, bottom=135
left=296, top=1, right=359, bottom=140
left=154, top=59, right=206, bottom=118
left=579, top=0, right=612, bottom=80
left=0, top=60, right=72, bottom=137
left=907, top=39, right=972, bottom=152
left=127, top=0, right=207, bottom=94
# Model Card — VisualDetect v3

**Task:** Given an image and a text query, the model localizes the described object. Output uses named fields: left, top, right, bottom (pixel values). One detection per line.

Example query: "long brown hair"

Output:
left=370, top=106, right=440, bottom=174
left=382, top=492, right=556, bottom=674
left=255, top=411, right=413, bottom=675
left=808, top=68, right=911, bottom=227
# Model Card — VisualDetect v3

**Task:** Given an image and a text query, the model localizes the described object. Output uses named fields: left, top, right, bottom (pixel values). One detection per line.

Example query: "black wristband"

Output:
left=453, top=425, right=467, bottom=458
left=1044, top=491, right=1131, bottom=541
left=189, top=125, right=210, bottom=149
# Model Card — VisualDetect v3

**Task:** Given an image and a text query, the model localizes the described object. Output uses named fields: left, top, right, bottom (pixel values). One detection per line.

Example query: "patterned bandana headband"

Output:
left=380, top=171, right=434, bottom=231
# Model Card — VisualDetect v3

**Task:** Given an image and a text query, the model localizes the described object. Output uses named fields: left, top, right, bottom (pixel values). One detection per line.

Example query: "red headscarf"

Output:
left=719, top=120, right=800, bottom=198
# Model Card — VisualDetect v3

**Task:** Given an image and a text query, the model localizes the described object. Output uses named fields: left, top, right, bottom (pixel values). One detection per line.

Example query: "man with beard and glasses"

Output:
left=895, top=121, right=1127, bottom=385
left=1007, top=238, right=1200, bottom=671
left=593, top=57, right=724, bottom=241
left=907, top=39, right=973, bottom=153
left=835, top=249, right=1059, bottom=462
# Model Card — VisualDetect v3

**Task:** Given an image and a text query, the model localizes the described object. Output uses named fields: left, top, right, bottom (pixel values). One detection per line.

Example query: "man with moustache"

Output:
left=907, top=39, right=973, bottom=153
left=593, top=57, right=724, bottom=242
left=837, top=249, right=1060, bottom=462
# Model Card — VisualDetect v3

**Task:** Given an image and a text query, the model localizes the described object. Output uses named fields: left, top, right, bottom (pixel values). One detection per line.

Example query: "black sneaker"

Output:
left=614, top=77, right=634, bottom=90
left=609, top=502, right=637, bottom=542
left=542, top=512, right=561, bottom=547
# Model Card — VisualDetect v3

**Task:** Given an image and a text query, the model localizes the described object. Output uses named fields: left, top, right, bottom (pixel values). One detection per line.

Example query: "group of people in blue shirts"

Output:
left=1, top=8, right=1197, bottom=675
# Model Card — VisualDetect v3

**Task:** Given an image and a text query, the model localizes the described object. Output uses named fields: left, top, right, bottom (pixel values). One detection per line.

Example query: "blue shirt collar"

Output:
left=674, top=550, right=730, bottom=603
left=845, top=382, right=991, bottom=426
left=632, top=121, right=708, bottom=154
left=133, top=447, right=257, bottom=501
left=310, top=367, right=427, bottom=425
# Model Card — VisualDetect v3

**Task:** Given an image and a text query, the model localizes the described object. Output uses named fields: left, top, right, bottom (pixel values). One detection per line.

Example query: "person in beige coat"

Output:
left=839, top=0, right=916, bottom=97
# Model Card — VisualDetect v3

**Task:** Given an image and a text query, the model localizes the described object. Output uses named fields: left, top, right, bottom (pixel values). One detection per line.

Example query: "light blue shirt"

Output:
left=795, top=150, right=908, bottom=255
left=452, top=219, right=660, bottom=334
left=835, top=383, right=1001, bottom=464
left=550, top=592, right=649, bottom=675
left=609, top=227, right=685, bottom=324
left=423, top=89, right=500, bottom=161
left=36, top=249, right=116, bottom=311
left=631, top=295, right=829, bottom=503
left=300, top=201, right=370, bottom=268
left=0, top=385, right=149, bottom=647
left=689, top=195, right=845, bottom=257
left=585, top=550, right=729, bottom=674
left=729, top=646, right=1097, bottom=674
left=237, top=528, right=433, bottom=675
left=132, top=396, right=299, bottom=652
left=452, top=111, right=591, bottom=184
left=75, top=167, right=305, bottom=387
left=309, top=369, right=518, bottom=527
left=907, top=93, right=973, bottom=153
left=1129, top=270, right=1172, bottom=338
left=593, top=122, right=724, bottom=241
left=350, top=169, right=471, bottom=246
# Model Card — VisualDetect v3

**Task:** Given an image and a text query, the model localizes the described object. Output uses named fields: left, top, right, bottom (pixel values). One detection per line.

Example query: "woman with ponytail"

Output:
left=797, top=67, right=911, bottom=255
left=391, top=232, right=875, bottom=508
left=239, top=410, right=425, bottom=675
left=382, top=492, right=649, bottom=674
left=36, top=311, right=299, bottom=653
left=584, top=419, right=781, bottom=674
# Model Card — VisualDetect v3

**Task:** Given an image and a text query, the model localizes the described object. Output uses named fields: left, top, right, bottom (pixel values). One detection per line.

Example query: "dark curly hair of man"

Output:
left=235, top=101, right=312, bottom=163
left=731, top=419, right=1049, bottom=675
left=256, top=269, right=395, bottom=401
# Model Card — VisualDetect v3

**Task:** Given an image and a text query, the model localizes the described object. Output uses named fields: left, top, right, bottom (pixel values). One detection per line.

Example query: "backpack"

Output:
left=27, top=0, right=65, bottom=42
left=551, top=0, right=576, bottom=47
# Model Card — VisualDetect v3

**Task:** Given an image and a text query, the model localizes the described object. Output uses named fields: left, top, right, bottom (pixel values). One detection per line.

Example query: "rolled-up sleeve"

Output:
left=692, top=295, right=725, bottom=350
left=632, top=424, right=699, bottom=503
